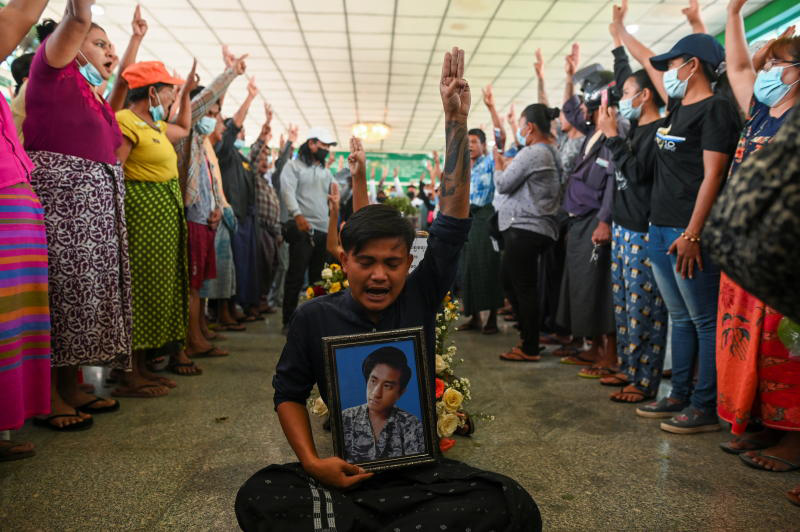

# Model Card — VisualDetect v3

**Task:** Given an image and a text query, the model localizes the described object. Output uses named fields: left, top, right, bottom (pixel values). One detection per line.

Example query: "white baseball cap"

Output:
left=306, top=126, right=337, bottom=146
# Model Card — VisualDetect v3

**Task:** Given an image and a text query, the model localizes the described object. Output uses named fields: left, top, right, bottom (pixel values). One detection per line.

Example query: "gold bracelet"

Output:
left=681, top=232, right=701, bottom=243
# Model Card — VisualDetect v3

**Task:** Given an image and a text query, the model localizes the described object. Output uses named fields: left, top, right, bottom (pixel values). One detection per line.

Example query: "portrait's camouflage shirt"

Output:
left=341, top=404, right=425, bottom=463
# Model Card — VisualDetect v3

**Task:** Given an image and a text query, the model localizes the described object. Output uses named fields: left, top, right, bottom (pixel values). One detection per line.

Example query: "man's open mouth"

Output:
left=365, top=287, right=390, bottom=300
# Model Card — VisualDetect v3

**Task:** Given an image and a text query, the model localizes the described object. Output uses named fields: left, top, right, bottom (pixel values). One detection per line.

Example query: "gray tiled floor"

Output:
left=1, top=316, right=798, bottom=530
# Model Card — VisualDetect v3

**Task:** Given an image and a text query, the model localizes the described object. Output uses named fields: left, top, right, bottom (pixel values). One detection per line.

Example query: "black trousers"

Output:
left=502, top=228, right=553, bottom=356
left=281, top=220, right=328, bottom=325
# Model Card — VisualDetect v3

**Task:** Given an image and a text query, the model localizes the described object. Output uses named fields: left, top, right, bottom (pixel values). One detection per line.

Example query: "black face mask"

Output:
left=315, top=148, right=329, bottom=163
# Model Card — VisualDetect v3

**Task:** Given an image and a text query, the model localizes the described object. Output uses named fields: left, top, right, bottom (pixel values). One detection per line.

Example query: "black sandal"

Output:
left=33, top=411, right=93, bottom=432
left=76, top=397, right=120, bottom=415
left=0, top=440, right=35, bottom=462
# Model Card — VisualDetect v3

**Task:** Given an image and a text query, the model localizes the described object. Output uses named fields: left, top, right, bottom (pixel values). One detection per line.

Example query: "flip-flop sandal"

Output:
left=76, top=397, right=120, bottom=414
left=560, top=353, right=595, bottom=366
left=719, top=437, right=771, bottom=455
left=168, top=361, right=203, bottom=376
left=600, top=374, right=629, bottom=386
left=786, top=489, right=800, bottom=507
left=499, top=347, right=541, bottom=362
left=188, top=347, right=229, bottom=358
left=578, top=367, right=615, bottom=379
left=33, top=411, right=93, bottom=432
left=610, top=388, right=652, bottom=403
left=553, top=346, right=582, bottom=357
left=111, top=383, right=169, bottom=398
left=739, top=452, right=800, bottom=472
left=217, top=322, right=246, bottom=332
left=482, top=325, right=499, bottom=335
left=0, top=441, right=36, bottom=462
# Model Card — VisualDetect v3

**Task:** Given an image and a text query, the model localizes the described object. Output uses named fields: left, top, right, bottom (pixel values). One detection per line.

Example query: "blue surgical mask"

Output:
left=618, top=92, right=642, bottom=120
left=754, top=65, right=800, bottom=107
left=663, top=60, right=694, bottom=99
left=77, top=51, right=103, bottom=87
left=149, top=91, right=165, bottom=123
left=234, top=139, right=246, bottom=150
left=516, top=128, right=528, bottom=146
left=196, top=116, right=217, bottom=136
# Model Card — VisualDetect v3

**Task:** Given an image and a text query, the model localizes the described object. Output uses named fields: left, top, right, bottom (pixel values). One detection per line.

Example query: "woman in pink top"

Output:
left=24, top=0, right=131, bottom=431
left=0, top=0, right=52, bottom=460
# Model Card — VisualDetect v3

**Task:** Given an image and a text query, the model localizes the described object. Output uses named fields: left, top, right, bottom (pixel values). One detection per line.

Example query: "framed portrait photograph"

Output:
left=322, top=327, right=439, bottom=472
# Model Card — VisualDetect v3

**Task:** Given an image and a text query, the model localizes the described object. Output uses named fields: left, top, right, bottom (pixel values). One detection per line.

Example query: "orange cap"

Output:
left=121, top=61, right=184, bottom=89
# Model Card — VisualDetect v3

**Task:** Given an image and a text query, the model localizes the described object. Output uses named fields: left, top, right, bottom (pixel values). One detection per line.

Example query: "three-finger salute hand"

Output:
left=440, top=47, right=470, bottom=121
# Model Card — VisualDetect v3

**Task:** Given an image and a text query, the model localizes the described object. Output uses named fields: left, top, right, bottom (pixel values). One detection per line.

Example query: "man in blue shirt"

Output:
left=235, top=47, right=540, bottom=532
left=457, top=128, right=504, bottom=334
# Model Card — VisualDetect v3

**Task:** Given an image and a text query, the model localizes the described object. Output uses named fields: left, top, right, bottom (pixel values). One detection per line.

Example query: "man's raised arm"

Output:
left=437, top=47, right=471, bottom=220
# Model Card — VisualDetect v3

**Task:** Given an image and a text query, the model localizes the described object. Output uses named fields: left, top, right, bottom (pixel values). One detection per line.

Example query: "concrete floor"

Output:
left=1, top=315, right=798, bottom=531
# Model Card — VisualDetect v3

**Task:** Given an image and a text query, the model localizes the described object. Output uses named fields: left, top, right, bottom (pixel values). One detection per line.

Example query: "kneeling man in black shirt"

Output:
left=235, top=47, right=540, bottom=532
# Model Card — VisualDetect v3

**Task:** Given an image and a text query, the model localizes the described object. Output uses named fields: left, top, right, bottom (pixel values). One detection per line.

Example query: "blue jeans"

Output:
left=647, top=225, right=720, bottom=412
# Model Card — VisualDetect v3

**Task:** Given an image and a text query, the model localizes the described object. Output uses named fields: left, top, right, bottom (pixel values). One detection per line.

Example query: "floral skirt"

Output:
left=28, top=151, right=132, bottom=370
left=0, top=183, right=51, bottom=430
left=717, top=273, right=800, bottom=435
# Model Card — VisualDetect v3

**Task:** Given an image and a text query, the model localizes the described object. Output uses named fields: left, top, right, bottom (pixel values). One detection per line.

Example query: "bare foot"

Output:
left=63, top=389, right=118, bottom=411
left=744, top=432, right=800, bottom=471
left=0, top=440, right=34, bottom=456
left=43, top=394, right=91, bottom=428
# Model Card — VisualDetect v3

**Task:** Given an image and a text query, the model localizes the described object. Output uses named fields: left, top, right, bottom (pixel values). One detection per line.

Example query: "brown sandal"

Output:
left=499, top=347, right=541, bottom=362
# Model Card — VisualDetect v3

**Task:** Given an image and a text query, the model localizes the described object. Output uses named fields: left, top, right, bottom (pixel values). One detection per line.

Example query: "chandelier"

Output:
left=351, top=122, right=391, bottom=142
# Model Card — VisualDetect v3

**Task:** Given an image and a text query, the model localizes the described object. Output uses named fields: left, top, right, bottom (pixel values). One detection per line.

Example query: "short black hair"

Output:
left=468, top=128, right=486, bottom=145
left=128, top=82, right=171, bottom=103
left=362, top=346, right=412, bottom=391
left=36, top=19, right=104, bottom=42
left=10, top=53, right=34, bottom=96
left=626, top=69, right=666, bottom=109
left=340, top=204, right=415, bottom=255
left=189, top=86, right=205, bottom=100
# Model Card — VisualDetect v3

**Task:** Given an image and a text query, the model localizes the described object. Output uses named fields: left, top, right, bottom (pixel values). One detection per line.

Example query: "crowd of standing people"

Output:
left=0, top=0, right=799, bottom=515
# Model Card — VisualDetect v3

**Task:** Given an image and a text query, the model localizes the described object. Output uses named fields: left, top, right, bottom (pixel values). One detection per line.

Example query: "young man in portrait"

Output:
left=341, top=346, right=425, bottom=463
left=235, top=48, right=541, bottom=532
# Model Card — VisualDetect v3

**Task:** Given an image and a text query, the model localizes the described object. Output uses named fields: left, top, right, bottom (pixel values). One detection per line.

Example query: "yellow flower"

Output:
left=343, top=280, right=349, bottom=289
left=435, top=355, right=448, bottom=375
left=437, top=412, right=459, bottom=438
left=442, top=387, right=464, bottom=413
left=330, top=264, right=341, bottom=271
left=306, top=286, right=315, bottom=299
left=329, top=282, right=342, bottom=294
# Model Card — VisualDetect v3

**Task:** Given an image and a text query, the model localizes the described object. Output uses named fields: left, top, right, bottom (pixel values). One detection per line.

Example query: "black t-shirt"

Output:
left=650, top=95, right=742, bottom=227
left=607, top=119, right=663, bottom=233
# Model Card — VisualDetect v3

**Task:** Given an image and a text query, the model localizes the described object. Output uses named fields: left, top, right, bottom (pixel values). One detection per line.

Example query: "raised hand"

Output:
left=247, top=76, right=258, bottom=98
left=233, top=54, right=248, bottom=75
left=727, top=0, right=748, bottom=13
left=288, top=124, right=299, bottom=144
left=565, top=43, right=580, bottom=77
left=326, top=150, right=335, bottom=169
left=612, top=0, right=628, bottom=27
left=440, top=46, right=470, bottom=121
left=327, top=181, right=340, bottom=213
left=392, top=167, right=399, bottom=179
left=506, top=103, right=516, bottom=128
left=184, top=59, right=199, bottom=94
left=683, top=0, right=708, bottom=33
left=482, top=84, right=495, bottom=108
left=337, top=155, right=345, bottom=172
left=347, top=136, right=366, bottom=179
left=534, top=48, right=545, bottom=79
left=264, top=103, right=273, bottom=124
left=131, top=4, right=148, bottom=38
left=222, top=44, right=235, bottom=68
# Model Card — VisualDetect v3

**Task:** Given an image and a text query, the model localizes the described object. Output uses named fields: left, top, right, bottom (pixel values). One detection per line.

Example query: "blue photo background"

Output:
left=336, top=339, right=422, bottom=420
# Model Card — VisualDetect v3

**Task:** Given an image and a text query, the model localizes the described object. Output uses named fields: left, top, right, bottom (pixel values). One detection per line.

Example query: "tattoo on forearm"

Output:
left=440, top=121, right=469, bottom=198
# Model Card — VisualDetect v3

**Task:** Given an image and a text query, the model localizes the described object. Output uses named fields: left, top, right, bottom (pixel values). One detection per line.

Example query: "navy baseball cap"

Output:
left=649, top=33, right=725, bottom=71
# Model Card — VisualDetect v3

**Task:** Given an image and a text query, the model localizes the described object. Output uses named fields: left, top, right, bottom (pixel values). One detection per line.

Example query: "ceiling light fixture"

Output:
left=626, top=24, right=640, bottom=34
left=352, top=122, right=391, bottom=142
